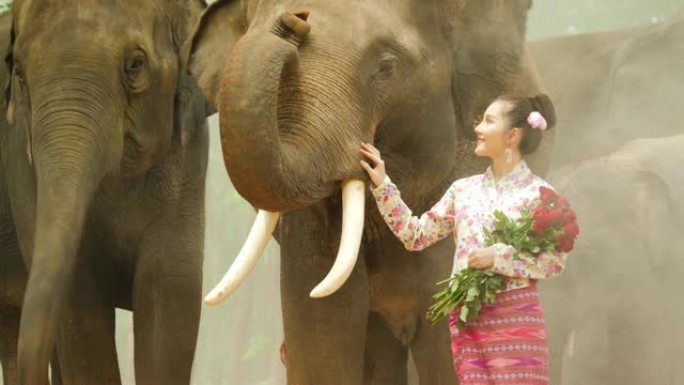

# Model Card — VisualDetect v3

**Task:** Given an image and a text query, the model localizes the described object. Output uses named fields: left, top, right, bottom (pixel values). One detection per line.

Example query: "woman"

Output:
left=360, top=94, right=569, bottom=384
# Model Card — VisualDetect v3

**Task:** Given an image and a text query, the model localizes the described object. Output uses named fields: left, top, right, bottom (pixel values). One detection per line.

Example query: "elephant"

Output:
left=184, top=0, right=552, bottom=384
left=539, top=135, right=684, bottom=385
left=530, top=11, right=684, bottom=170
left=0, top=1, right=211, bottom=384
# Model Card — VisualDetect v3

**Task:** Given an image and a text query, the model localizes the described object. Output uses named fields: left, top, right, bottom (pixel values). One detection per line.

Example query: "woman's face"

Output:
left=474, top=100, right=516, bottom=158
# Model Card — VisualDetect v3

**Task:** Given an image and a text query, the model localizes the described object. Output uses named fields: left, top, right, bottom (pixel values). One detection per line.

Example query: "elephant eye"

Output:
left=377, top=54, right=398, bottom=76
left=125, top=56, right=146, bottom=76
left=124, top=50, right=150, bottom=93
left=128, top=59, right=144, bottom=72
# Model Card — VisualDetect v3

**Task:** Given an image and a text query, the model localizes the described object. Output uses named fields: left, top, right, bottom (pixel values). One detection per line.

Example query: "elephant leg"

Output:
left=280, top=205, right=370, bottom=385
left=50, top=350, right=63, bottom=385
left=0, top=307, right=20, bottom=385
left=0, top=212, right=27, bottom=385
left=363, top=312, right=408, bottom=385
left=410, top=292, right=457, bottom=384
left=133, top=215, right=203, bottom=385
left=55, top=248, right=121, bottom=385
left=0, top=310, right=59, bottom=385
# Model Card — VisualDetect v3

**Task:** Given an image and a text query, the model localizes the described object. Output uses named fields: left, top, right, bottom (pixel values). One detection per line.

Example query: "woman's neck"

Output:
left=491, top=152, right=523, bottom=182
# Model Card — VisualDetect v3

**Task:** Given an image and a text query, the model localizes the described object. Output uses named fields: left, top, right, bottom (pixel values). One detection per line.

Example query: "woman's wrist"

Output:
left=372, top=174, right=387, bottom=188
left=369, top=175, right=392, bottom=198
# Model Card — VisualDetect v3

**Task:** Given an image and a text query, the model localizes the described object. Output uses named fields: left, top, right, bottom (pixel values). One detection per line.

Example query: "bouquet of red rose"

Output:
left=427, top=186, right=579, bottom=329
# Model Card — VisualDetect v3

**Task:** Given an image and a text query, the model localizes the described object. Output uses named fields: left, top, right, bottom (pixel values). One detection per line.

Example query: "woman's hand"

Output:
left=360, top=142, right=387, bottom=187
left=468, top=246, right=496, bottom=269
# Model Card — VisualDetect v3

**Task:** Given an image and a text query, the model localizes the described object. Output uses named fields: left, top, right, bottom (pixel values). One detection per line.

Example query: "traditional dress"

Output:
left=370, top=160, right=569, bottom=385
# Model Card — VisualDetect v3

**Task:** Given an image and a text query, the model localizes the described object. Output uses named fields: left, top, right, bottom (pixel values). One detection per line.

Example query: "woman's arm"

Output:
left=360, top=143, right=456, bottom=251
left=490, top=243, right=568, bottom=279
left=371, top=176, right=457, bottom=251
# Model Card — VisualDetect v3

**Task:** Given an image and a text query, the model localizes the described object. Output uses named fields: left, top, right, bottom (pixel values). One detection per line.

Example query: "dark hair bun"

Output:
left=530, top=93, right=557, bottom=130
left=495, top=92, right=558, bottom=155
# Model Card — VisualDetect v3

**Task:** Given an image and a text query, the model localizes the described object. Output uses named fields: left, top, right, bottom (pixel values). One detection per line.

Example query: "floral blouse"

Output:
left=371, top=160, right=568, bottom=292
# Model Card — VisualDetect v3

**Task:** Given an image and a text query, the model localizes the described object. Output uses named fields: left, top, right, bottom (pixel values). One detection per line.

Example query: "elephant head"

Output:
left=1, top=1, right=207, bottom=382
left=186, top=0, right=544, bottom=301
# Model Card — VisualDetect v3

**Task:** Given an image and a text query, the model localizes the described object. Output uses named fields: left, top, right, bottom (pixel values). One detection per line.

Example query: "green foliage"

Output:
left=427, top=207, right=561, bottom=329
left=241, top=334, right=274, bottom=362
left=427, top=269, right=507, bottom=329
left=528, top=0, right=683, bottom=39
left=0, top=0, right=11, bottom=13
left=483, top=210, right=556, bottom=255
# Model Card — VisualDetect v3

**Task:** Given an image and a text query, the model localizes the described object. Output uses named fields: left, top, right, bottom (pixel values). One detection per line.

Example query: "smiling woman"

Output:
left=361, top=94, right=568, bottom=385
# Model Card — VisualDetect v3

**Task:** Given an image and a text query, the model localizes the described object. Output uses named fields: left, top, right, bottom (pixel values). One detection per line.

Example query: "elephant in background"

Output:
left=0, top=1, right=211, bottom=384
left=531, top=11, right=684, bottom=384
left=530, top=10, right=684, bottom=169
left=185, top=0, right=550, bottom=383
left=540, top=135, right=684, bottom=385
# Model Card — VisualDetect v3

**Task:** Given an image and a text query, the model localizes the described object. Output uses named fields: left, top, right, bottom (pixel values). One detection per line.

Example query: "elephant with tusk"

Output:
left=204, top=179, right=365, bottom=304
left=186, top=0, right=552, bottom=383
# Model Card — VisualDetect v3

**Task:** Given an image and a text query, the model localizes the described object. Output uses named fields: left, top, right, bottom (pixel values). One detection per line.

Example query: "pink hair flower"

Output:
left=527, top=111, right=548, bottom=131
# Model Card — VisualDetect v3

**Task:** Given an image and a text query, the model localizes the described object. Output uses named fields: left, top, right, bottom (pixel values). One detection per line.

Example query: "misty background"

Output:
left=1, top=0, right=682, bottom=384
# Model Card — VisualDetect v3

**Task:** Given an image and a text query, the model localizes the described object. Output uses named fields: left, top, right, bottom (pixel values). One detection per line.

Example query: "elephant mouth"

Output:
left=203, top=178, right=366, bottom=304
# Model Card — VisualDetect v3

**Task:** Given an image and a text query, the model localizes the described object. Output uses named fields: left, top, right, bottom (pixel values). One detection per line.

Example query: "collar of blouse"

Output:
left=483, top=160, right=534, bottom=191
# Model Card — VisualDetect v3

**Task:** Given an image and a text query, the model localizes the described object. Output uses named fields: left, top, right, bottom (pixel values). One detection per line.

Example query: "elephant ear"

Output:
left=444, top=0, right=553, bottom=175
left=446, top=0, right=534, bottom=131
left=181, top=0, right=246, bottom=111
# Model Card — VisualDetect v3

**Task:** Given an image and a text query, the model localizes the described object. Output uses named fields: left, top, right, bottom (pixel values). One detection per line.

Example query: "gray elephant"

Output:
left=184, top=0, right=551, bottom=384
left=540, top=135, right=684, bottom=385
left=0, top=1, right=211, bottom=384
left=530, top=11, right=684, bottom=169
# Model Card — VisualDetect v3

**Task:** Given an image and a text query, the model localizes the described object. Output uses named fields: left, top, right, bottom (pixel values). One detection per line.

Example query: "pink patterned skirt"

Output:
left=448, top=282, right=549, bottom=385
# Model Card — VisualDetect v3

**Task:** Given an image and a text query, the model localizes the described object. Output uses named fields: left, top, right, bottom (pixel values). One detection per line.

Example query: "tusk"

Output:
left=204, top=210, right=280, bottom=306
left=310, top=179, right=365, bottom=298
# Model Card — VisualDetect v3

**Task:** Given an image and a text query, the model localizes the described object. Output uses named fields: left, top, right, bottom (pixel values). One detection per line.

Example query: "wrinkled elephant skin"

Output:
left=531, top=13, right=684, bottom=169
left=542, top=135, right=684, bottom=385
left=185, top=0, right=550, bottom=384
left=0, top=2, right=210, bottom=384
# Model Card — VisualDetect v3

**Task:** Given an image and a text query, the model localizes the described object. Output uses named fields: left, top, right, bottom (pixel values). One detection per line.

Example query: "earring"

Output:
left=505, top=148, right=513, bottom=164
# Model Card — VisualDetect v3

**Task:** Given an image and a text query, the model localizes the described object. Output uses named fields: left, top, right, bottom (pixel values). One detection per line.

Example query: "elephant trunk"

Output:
left=218, top=11, right=337, bottom=212
left=17, top=74, right=120, bottom=384
left=206, top=12, right=368, bottom=301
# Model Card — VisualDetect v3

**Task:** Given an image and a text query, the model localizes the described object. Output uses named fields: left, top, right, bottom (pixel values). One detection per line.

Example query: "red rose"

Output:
left=547, top=208, right=564, bottom=226
left=539, top=186, right=557, bottom=204
left=557, top=196, right=569, bottom=207
left=564, top=221, right=580, bottom=237
left=532, top=221, right=546, bottom=236
left=560, top=239, right=574, bottom=253
left=534, top=210, right=552, bottom=228
left=564, top=210, right=577, bottom=222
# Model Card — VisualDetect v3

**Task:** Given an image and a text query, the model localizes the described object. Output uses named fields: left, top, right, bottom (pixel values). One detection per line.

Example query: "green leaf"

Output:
left=450, top=278, right=460, bottom=292
left=472, top=298, right=482, bottom=314
left=466, top=286, right=480, bottom=302
left=483, top=227, right=491, bottom=238
left=459, top=306, right=470, bottom=323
